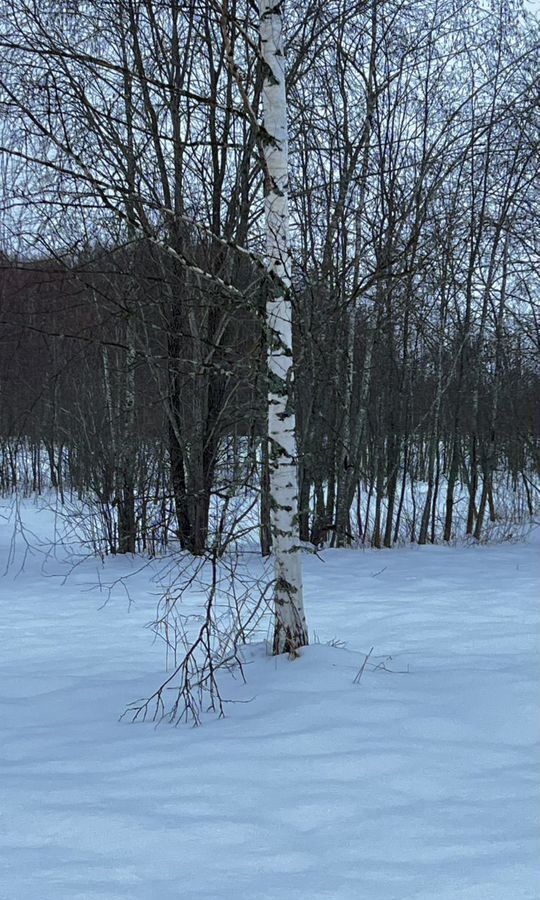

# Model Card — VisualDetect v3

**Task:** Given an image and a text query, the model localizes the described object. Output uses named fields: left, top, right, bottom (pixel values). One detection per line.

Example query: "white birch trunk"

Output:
left=259, top=0, right=308, bottom=654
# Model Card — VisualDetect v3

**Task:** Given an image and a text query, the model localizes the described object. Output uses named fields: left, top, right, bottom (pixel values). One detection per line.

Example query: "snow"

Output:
left=1, top=497, right=539, bottom=899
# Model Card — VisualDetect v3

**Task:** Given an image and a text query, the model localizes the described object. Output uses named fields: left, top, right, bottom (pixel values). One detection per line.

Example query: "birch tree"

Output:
left=259, top=0, right=308, bottom=654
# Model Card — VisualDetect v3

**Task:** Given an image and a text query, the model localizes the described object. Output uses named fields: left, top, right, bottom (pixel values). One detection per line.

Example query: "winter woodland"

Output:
left=0, top=1, right=539, bottom=895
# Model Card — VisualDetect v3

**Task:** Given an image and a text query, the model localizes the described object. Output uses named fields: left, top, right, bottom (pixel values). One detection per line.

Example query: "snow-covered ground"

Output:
left=1, top=497, right=539, bottom=899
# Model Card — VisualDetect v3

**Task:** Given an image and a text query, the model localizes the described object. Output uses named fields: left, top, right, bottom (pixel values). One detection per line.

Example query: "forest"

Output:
left=1, top=0, right=538, bottom=557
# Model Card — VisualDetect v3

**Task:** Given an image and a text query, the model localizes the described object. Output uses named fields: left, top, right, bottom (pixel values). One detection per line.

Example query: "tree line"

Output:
left=1, top=0, right=539, bottom=560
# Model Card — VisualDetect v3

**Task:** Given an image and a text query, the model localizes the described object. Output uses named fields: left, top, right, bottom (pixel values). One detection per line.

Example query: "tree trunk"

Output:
left=260, top=437, right=272, bottom=557
left=260, top=0, right=308, bottom=654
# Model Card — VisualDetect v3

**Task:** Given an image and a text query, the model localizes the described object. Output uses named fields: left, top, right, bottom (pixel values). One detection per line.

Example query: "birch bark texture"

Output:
left=259, top=0, right=308, bottom=654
